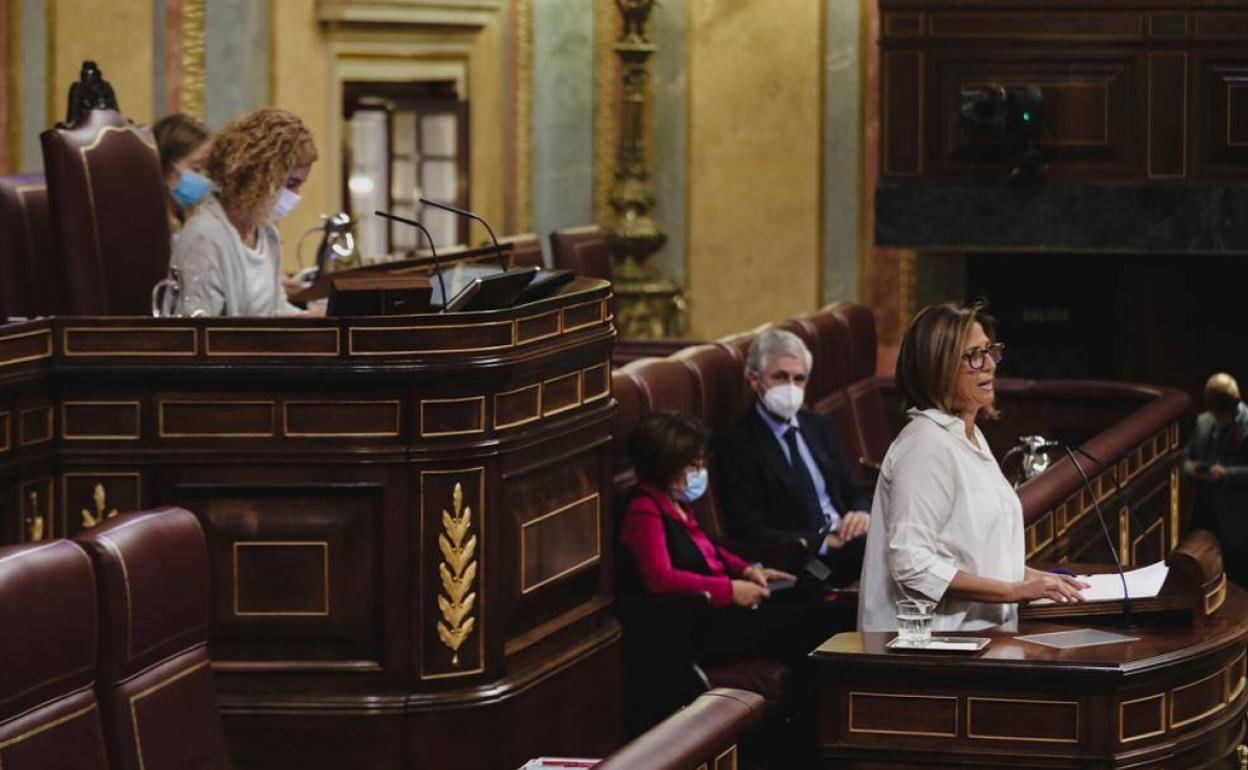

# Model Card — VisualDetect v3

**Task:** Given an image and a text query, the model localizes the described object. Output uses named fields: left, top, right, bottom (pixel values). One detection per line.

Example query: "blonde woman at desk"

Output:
left=858, top=302, right=1088, bottom=632
left=172, top=108, right=318, bottom=317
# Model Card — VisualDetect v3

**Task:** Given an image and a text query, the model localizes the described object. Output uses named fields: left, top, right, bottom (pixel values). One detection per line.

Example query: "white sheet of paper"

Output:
left=1031, top=561, right=1169, bottom=605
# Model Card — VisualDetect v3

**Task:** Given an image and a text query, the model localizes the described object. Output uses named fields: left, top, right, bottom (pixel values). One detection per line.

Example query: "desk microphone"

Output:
left=373, top=210, right=448, bottom=312
left=1063, top=446, right=1134, bottom=626
left=418, top=198, right=508, bottom=272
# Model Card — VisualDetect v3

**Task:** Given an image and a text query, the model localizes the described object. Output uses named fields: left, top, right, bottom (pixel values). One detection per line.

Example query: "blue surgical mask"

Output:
left=674, top=467, right=709, bottom=503
left=170, top=169, right=211, bottom=209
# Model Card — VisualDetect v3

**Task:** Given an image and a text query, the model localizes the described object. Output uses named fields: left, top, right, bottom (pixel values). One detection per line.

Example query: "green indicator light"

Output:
left=1023, top=112, right=1031, bottom=121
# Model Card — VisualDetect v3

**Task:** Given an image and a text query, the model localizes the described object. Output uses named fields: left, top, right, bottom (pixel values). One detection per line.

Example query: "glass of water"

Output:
left=896, top=599, right=935, bottom=646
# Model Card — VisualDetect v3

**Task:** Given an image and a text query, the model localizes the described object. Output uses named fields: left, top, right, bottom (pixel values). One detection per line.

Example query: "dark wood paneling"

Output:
left=1149, top=53, right=1187, bottom=177
left=180, top=481, right=385, bottom=664
left=520, top=493, right=601, bottom=594
left=159, top=401, right=275, bottom=438
left=285, top=400, right=402, bottom=438
left=63, top=326, right=196, bottom=356
left=966, top=697, right=1080, bottom=743
left=848, top=692, right=958, bottom=737
left=929, top=12, right=1144, bottom=40
left=62, top=401, right=140, bottom=440
left=885, top=51, right=923, bottom=176
left=62, top=471, right=139, bottom=537
left=205, top=327, right=339, bottom=357
left=419, top=397, right=485, bottom=437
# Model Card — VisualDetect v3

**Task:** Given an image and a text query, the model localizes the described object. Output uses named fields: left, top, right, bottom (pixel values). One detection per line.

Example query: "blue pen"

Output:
left=1048, top=567, right=1078, bottom=577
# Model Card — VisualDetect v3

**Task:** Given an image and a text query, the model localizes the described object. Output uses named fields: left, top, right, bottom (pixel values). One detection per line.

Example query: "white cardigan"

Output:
left=171, top=195, right=300, bottom=317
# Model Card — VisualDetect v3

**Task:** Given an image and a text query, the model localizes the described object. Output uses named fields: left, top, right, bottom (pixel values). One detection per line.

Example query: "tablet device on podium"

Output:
left=441, top=266, right=539, bottom=312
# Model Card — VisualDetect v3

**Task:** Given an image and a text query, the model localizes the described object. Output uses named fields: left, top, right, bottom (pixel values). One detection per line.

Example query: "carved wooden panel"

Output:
left=1198, top=59, right=1248, bottom=178
left=419, top=468, right=485, bottom=680
left=205, top=327, right=340, bottom=357
left=63, top=326, right=197, bottom=356
left=1119, top=692, right=1166, bottom=744
left=350, top=322, right=513, bottom=356
left=884, top=51, right=924, bottom=176
left=562, top=300, right=605, bottom=332
left=0, top=328, right=51, bottom=367
left=542, top=373, right=581, bottom=417
left=159, top=400, right=276, bottom=438
left=285, top=399, right=402, bottom=438
left=1148, top=53, right=1188, bottom=178
left=966, top=697, right=1080, bottom=743
left=62, top=401, right=141, bottom=440
left=515, top=311, right=560, bottom=345
left=848, top=692, right=958, bottom=737
left=178, top=482, right=384, bottom=664
left=520, top=494, right=601, bottom=594
left=1169, top=669, right=1225, bottom=729
left=495, top=385, right=541, bottom=430
left=419, top=397, right=485, bottom=437
left=19, top=405, right=52, bottom=445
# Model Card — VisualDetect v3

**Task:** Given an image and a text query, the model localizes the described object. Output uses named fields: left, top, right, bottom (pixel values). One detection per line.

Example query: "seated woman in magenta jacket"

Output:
left=619, top=411, right=839, bottom=665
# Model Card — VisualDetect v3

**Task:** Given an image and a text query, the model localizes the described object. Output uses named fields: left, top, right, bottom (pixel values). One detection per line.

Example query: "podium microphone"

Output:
left=374, top=210, right=448, bottom=312
left=1063, top=446, right=1134, bottom=626
left=418, top=198, right=508, bottom=272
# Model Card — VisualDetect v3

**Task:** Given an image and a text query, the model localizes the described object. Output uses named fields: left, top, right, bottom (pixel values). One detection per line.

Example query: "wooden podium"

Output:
left=0, top=278, right=619, bottom=769
left=814, top=534, right=1247, bottom=769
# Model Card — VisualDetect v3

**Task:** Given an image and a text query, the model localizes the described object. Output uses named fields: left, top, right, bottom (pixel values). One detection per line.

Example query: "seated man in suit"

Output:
left=1184, top=372, right=1248, bottom=586
left=717, top=329, right=872, bottom=585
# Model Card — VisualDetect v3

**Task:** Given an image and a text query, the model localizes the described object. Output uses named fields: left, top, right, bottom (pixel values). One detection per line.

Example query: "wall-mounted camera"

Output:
left=960, top=84, right=1046, bottom=179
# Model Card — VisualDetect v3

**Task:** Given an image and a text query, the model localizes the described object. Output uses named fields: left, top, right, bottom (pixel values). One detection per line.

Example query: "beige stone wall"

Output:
left=50, top=0, right=153, bottom=125
left=685, top=0, right=824, bottom=339
left=269, top=0, right=331, bottom=271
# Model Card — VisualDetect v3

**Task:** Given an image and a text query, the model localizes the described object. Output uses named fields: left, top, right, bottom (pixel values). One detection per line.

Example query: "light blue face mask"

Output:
left=170, top=169, right=212, bottom=209
left=674, top=467, right=709, bottom=503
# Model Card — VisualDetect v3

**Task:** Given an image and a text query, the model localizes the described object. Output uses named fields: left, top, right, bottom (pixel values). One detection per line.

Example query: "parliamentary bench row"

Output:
left=0, top=508, right=228, bottom=770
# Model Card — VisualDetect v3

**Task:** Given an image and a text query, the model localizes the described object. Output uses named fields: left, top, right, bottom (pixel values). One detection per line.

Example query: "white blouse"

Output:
left=859, top=408, right=1025, bottom=632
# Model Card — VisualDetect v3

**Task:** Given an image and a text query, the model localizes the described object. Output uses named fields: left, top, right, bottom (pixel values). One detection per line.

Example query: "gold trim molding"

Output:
left=513, top=0, right=533, bottom=232
left=179, top=0, right=206, bottom=120
left=593, top=0, right=619, bottom=226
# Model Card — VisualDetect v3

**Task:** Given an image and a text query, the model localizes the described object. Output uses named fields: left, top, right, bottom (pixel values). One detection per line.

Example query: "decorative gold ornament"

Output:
left=25, top=490, right=44, bottom=542
left=436, top=483, right=477, bottom=666
left=179, top=0, right=206, bottom=120
left=81, top=483, right=118, bottom=529
left=605, top=0, right=685, bottom=338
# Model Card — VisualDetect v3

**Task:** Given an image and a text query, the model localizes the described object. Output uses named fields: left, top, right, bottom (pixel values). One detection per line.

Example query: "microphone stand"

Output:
left=373, top=210, right=448, bottom=312
left=1063, top=446, right=1135, bottom=627
left=418, top=197, right=508, bottom=272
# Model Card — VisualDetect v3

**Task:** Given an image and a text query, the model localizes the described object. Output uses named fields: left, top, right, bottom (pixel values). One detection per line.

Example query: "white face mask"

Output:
left=762, top=383, right=805, bottom=421
left=269, top=187, right=301, bottom=222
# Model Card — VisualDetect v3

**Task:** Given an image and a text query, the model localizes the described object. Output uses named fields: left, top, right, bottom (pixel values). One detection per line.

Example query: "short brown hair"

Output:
left=205, top=108, right=317, bottom=223
left=1205, top=372, right=1241, bottom=414
left=896, top=301, right=998, bottom=418
left=628, top=412, right=710, bottom=489
left=152, top=113, right=209, bottom=175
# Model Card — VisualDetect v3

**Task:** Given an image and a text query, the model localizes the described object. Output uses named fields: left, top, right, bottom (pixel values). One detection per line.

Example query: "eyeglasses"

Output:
left=962, top=342, right=1005, bottom=371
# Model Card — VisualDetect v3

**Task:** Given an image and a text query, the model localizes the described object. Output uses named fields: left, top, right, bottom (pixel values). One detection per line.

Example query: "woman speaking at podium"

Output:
left=172, top=108, right=318, bottom=317
left=859, top=302, right=1087, bottom=632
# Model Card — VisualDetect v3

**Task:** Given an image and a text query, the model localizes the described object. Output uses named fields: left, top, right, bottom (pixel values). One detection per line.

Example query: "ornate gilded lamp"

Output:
left=607, top=0, right=685, bottom=338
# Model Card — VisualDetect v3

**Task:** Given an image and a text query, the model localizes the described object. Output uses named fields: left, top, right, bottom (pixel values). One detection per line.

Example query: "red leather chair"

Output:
left=498, top=233, right=545, bottom=269
left=0, top=540, right=111, bottom=770
left=0, top=174, right=62, bottom=317
left=41, top=108, right=171, bottom=315
left=74, top=507, right=230, bottom=770
left=596, top=688, right=765, bottom=770
left=799, top=306, right=854, bottom=410
left=550, top=225, right=613, bottom=281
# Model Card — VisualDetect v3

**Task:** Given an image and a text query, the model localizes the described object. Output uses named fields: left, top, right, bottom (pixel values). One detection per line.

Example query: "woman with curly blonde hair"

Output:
left=172, top=108, right=318, bottom=316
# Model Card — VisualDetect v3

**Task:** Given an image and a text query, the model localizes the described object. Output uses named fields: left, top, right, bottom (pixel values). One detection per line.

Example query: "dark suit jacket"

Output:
left=715, top=406, right=871, bottom=543
left=1184, top=403, right=1248, bottom=547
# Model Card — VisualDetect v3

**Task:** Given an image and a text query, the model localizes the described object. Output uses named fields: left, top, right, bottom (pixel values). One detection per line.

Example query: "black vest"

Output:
left=639, top=490, right=716, bottom=577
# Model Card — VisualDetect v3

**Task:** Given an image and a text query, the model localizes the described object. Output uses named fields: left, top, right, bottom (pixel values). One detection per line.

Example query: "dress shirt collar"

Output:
left=755, top=401, right=798, bottom=438
left=907, top=407, right=995, bottom=461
